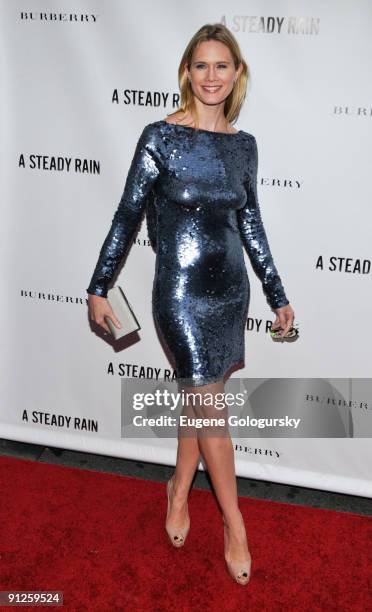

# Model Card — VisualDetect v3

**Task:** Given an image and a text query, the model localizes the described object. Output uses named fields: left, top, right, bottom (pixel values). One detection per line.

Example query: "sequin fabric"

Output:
left=87, top=120, right=289, bottom=386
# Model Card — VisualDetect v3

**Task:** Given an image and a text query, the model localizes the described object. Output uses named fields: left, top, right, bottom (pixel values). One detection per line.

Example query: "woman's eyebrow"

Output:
left=192, top=59, right=232, bottom=63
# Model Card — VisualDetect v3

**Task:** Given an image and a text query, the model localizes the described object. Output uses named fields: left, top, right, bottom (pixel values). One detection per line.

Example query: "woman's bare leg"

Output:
left=189, top=381, right=250, bottom=566
left=165, top=383, right=201, bottom=529
left=167, top=379, right=250, bottom=568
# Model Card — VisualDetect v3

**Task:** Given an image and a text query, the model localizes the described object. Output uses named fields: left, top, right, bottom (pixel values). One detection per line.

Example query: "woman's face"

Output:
left=187, top=40, right=241, bottom=106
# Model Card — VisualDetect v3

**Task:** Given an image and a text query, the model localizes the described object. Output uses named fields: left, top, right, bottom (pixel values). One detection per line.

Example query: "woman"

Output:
left=87, top=23, right=295, bottom=586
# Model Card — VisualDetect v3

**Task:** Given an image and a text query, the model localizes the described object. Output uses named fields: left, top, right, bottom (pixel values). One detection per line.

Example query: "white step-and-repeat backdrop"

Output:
left=1, top=1, right=371, bottom=497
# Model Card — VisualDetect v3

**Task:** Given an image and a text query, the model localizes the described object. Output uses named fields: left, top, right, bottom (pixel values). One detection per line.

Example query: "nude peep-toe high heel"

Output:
left=165, top=474, right=190, bottom=548
left=223, top=517, right=252, bottom=585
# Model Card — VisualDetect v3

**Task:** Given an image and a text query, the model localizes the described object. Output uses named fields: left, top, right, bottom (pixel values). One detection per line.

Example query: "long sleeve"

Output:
left=237, top=135, right=289, bottom=309
left=86, top=123, right=162, bottom=297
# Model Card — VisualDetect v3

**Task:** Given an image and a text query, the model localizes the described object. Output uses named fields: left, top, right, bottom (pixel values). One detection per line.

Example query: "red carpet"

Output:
left=0, top=455, right=371, bottom=611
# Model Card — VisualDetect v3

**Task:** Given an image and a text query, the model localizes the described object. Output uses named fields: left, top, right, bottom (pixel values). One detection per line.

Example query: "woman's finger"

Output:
left=276, top=313, right=289, bottom=336
left=105, top=310, right=122, bottom=330
left=98, top=317, right=112, bottom=335
left=281, top=312, right=295, bottom=337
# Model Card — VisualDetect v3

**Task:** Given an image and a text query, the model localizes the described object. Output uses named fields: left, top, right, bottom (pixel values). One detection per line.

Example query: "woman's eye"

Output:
left=195, top=64, right=228, bottom=69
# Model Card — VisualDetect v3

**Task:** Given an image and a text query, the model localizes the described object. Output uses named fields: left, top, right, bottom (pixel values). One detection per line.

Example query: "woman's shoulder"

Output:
left=137, top=116, right=177, bottom=142
left=137, top=113, right=188, bottom=148
left=162, top=111, right=190, bottom=127
left=135, top=120, right=169, bottom=153
left=141, top=112, right=191, bottom=137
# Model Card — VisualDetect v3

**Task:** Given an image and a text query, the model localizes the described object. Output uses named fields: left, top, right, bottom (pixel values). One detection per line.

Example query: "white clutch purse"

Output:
left=105, top=285, right=141, bottom=340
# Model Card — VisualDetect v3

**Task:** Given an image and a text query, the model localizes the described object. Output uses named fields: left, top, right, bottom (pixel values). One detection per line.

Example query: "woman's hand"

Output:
left=87, top=294, right=122, bottom=335
left=271, top=303, right=295, bottom=337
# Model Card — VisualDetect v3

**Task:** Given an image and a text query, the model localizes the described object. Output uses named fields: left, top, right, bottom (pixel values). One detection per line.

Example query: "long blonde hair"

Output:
left=174, top=23, right=249, bottom=129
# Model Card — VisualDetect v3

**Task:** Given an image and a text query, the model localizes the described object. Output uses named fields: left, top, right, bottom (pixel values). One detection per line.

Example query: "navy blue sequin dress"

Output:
left=87, top=120, right=289, bottom=386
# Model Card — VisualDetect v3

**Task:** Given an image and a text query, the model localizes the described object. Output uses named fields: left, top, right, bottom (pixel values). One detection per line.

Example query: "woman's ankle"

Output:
left=222, top=508, right=245, bottom=531
left=172, top=475, right=191, bottom=500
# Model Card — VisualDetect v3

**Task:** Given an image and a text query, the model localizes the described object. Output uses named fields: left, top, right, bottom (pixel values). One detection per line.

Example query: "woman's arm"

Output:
left=236, top=134, right=289, bottom=310
left=86, top=123, right=162, bottom=297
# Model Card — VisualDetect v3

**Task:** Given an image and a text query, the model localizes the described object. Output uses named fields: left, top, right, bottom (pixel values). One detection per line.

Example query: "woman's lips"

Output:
left=202, top=86, right=222, bottom=93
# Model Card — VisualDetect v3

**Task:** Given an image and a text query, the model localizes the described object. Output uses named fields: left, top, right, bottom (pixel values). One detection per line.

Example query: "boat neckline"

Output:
left=159, top=119, right=242, bottom=136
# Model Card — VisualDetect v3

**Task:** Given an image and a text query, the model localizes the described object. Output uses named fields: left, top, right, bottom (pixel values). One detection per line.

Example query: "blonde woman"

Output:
left=87, top=23, right=294, bottom=585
